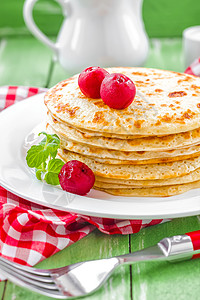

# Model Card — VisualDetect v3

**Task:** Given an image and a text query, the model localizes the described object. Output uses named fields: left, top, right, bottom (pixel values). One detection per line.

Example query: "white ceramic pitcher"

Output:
left=23, top=0, right=149, bottom=75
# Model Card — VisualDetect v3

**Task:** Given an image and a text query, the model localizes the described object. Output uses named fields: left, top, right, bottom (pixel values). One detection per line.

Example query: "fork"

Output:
left=0, top=230, right=200, bottom=299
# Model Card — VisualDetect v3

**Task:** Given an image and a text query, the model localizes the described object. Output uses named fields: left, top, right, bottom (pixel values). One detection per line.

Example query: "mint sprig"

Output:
left=26, top=132, right=64, bottom=185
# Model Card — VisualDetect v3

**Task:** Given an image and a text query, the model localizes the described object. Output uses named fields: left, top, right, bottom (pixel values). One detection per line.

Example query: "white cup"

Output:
left=183, top=26, right=200, bottom=68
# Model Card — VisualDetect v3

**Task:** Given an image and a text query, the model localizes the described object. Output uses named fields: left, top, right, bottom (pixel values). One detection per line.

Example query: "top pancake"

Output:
left=44, top=67, right=200, bottom=136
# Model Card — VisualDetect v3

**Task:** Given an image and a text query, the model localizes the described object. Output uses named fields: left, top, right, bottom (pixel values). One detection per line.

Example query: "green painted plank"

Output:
left=3, top=230, right=130, bottom=300
left=0, top=0, right=200, bottom=38
left=144, top=38, right=184, bottom=72
left=0, top=281, right=6, bottom=299
left=47, top=60, right=69, bottom=88
left=143, top=0, right=200, bottom=38
left=0, top=0, right=63, bottom=37
left=0, top=37, right=52, bottom=87
left=131, top=216, right=200, bottom=300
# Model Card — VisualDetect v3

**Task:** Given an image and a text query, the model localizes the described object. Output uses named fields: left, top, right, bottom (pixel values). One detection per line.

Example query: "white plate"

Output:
left=0, top=93, right=200, bottom=219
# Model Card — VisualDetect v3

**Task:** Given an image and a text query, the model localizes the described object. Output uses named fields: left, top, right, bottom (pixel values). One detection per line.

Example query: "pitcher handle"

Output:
left=23, top=0, right=70, bottom=54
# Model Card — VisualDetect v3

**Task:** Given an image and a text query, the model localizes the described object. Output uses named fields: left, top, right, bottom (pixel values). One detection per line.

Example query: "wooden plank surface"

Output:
left=1, top=0, right=200, bottom=38
left=0, top=282, right=6, bottom=299
left=131, top=216, right=200, bottom=300
left=0, top=37, right=52, bottom=87
left=145, top=38, right=184, bottom=71
left=143, top=0, right=200, bottom=37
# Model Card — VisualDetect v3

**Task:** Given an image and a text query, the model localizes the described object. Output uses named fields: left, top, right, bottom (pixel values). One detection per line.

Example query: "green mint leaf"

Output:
left=38, top=132, right=60, bottom=158
left=26, top=145, right=49, bottom=168
left=38, top=161, right=47, bottom=171
left=46, top=143, right=60, bottom=159
left=49, top=134, right=60, bottom=145
left=39, top=132, right=60, bottom=146
left=39, top=137, right=47, bottom=147
left=47, top=159, right=64, bottom=174
left=26, top=131, right=62, bottom=186
left=38, top=131, right=49, bottom=140
left=44, top=172, right=60, bottom=185
left=35, top=169, right=42, bottom=180
left=51, top=149, right=58, bottom=159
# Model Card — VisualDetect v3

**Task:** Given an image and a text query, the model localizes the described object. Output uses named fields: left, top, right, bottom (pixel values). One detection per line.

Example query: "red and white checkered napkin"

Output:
left=184, top=57, right=200, bottom=76
left=0, top=85, right=167, bottom=280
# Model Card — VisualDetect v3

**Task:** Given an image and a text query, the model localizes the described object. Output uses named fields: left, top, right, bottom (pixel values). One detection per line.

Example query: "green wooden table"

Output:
left=0, top=36, right=200, bottom=300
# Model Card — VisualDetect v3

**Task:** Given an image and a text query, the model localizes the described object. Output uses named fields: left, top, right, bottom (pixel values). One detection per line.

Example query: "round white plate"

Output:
left=0, top=94, right=200, bottom=219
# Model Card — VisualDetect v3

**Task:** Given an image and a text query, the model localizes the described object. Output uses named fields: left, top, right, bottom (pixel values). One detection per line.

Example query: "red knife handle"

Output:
left=186, top=230, right=200, bottom=259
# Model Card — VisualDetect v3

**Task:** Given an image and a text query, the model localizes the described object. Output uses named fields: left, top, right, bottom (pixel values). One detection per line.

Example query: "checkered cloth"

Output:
left=185, top=57, right=200, bottom=76
left=0, top=85, right=168, bottom=280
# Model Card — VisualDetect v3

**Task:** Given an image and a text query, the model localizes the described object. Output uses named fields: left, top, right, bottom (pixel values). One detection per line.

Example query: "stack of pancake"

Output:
left=44, top=67, right=200, bottom=197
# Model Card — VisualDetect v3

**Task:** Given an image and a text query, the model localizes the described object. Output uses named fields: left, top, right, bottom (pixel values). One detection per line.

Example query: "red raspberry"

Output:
left=78, top=66, right=109, bottom=98
left=58, top=160, right=95, bottom=196
left=100, top=73, right=136, bottom=109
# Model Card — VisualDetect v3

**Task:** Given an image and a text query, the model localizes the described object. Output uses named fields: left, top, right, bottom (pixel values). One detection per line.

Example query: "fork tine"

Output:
left=0, top=256, right=50, bottom=276
left=0, top=262, right=58, bottom=291
left=0, top=259, right=53, bottom=283
left=0, top=266, right=66, bottom=299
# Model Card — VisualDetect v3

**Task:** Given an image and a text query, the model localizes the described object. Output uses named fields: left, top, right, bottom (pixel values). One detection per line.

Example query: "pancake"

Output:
left=45, top=67, right=200, bottom=197
left=44, top=67, right=200, bottom=136
left=60, top=147, right=200, bottom=165
left=95, top=167, right=200, bottom=186
left=48, top=118, right=200, bottom=152
left=97, top=180, right=200, bottom=197
left=47, top=111, right=146, bottom=139
left=58, top=148, right=200, bottom=180
left=47, top=123, right=200, bottom=163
